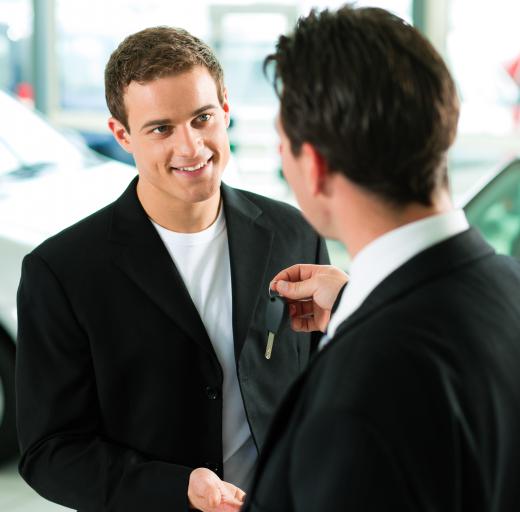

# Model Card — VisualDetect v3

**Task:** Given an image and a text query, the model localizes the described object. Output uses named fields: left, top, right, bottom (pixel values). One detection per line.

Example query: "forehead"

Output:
left=124, top=66, right=221, bottom=125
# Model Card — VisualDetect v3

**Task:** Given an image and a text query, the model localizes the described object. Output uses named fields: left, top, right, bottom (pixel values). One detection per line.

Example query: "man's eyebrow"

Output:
left=191, top=104, right=218, bottom=117
left=139, top=105, right=218, bottom=132
left=140, top=118, right=171, bottom=132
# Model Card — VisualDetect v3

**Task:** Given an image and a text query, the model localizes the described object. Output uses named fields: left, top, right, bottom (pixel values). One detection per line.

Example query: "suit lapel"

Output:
left=221, top=184, right=274, bottom=361
left=108, top=178, right=215, bottom=357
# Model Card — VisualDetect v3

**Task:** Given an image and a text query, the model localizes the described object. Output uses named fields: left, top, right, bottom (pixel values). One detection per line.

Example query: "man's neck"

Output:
left=334, top=184, right=453, bottom=259
left=136, top=180, right=222, bottom=233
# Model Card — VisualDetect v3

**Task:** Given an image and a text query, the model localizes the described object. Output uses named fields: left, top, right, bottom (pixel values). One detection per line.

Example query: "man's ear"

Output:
left=300, top=142, right=330, bottom=196
left=108, top=117, right=133, bottom=154
left=221, top=88, right=231, bottom=128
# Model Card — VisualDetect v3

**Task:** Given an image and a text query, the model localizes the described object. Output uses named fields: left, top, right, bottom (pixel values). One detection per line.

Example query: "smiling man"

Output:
left=15, top=27, right=328, bottom=512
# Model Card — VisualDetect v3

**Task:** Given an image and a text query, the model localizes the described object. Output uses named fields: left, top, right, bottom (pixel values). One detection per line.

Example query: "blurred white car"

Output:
left=0, top=90, right=136, bottom=463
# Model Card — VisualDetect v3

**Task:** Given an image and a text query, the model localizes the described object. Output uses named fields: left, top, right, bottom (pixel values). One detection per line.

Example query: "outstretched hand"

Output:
left=271, top=264, right=348, bottom=332
left=188, top=468, right=245, bottom=512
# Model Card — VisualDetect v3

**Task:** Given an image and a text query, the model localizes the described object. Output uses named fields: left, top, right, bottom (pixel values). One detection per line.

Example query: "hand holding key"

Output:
left=270, top=264, right=348, bottom=333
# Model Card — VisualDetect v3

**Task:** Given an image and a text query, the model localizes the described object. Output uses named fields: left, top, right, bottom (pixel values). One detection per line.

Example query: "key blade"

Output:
left=265, top=331, right=275, bottom=359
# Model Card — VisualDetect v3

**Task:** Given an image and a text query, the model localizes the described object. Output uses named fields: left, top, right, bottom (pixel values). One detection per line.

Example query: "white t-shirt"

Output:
left=152, top=206, right=256, bottom=490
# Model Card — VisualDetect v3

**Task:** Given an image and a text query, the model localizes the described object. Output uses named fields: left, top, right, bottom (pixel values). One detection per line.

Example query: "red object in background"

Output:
left=15, top=82, right=35, bottom=107
left=505, top=55, right=520, bottom=126
left=505, top=54, right=520, bottom=86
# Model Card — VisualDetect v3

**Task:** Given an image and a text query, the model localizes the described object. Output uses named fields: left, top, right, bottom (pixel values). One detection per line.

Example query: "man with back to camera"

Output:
left=15, top=27, right=329, bottom=512
left=242, top=5, right=520, bottom=512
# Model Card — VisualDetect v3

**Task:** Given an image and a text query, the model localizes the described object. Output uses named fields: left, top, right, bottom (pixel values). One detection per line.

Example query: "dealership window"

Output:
left=448, top=0, right=520, bottom=136
left=55, top=0, right=210, bottom=115
left=353, top=0, right=412, bottom=21
left=0, top=0, right=32, bottom=99
left=441, top=0, right=520, bottom=201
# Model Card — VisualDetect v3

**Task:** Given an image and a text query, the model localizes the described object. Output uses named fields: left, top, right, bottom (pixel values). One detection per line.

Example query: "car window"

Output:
left=0, top=92, right=89, bottom=176
left=464, top=160, right=520, bottom=258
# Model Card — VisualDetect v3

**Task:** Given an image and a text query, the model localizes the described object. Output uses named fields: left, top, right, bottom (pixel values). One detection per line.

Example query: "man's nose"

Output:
left=172, top=126, right=202, bottom=158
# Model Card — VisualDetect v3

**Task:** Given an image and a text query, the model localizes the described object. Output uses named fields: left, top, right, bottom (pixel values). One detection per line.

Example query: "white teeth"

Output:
left=175, top=160, right=208, bottom=172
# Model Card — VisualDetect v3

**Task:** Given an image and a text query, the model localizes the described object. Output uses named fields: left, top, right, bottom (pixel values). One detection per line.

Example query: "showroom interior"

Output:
left=1, top=0, right=520, bottom=510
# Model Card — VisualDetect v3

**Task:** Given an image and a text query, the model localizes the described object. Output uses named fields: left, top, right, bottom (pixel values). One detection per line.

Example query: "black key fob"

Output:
left=265, top=294, right=288, bottom=334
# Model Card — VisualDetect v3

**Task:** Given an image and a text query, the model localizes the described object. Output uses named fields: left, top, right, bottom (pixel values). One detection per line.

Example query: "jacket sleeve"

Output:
left=16, top=252, right=192, bottom=512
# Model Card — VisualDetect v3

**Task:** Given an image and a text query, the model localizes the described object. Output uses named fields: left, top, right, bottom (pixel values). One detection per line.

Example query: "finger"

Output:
left=234, top=487, right=246, bottom=503
left=291, top=314, right=304, bottom=331
left=221, top=495, right=244, bottom=507
left=216, top=501, right=243, bottom=512
left=207, top=484, right=222, bottom=508
left=218, top=483, right=244, bottom=508
left=299, top=300, right=314, bottom=318
left=219, top=481, right=241, bottom=498
left=293, top=301, right=313, bottom=318
left=270, top=265, right=300, bottom=288
left=292, top=301, right=304, bottom=317
left=276, top=277, right=317, bottom=301
left=291, top=314, right=315, bottom=332
left=316, top=312, right=331, bottom=333
left=270, top=263, right=321, bottom=287
left=287, top=300, right=319, bottom=331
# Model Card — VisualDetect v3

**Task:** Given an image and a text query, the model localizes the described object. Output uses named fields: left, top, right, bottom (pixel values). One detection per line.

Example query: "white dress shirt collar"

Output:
left=323, top=209, right=470, bottom=345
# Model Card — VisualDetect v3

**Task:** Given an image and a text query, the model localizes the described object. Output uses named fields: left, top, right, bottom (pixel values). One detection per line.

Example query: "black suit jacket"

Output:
left=244, top=229, right=520, bottom=512
left=15, top=178, right=328, bottom=512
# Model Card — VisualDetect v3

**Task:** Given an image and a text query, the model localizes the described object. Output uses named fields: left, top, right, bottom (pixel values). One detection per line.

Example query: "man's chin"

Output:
left=184, top=180, right=222, bottom=205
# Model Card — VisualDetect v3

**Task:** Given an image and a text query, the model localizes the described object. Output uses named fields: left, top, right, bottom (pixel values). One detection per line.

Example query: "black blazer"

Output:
left=244, top=229, right=520, bottom=512
left=15, top=178, right=328, bottom=512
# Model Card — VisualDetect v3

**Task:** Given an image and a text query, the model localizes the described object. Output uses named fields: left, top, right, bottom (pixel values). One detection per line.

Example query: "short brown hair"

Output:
left=265, top=6, right=460, bottom=206
left=105, top=26, right=225, bottom=131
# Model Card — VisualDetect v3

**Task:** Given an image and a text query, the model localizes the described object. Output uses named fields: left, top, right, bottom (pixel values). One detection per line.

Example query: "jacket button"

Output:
left=205, top=386, right=219, bottom=400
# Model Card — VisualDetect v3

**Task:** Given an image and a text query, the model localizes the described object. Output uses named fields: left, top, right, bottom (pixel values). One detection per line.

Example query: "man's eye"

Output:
left=197, top=113, right=211, bottom=122
left=152, top=125, right=170, bottom=134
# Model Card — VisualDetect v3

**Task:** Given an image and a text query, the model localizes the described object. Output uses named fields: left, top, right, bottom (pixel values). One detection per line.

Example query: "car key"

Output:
left=265, top=294, right=288, bottom=359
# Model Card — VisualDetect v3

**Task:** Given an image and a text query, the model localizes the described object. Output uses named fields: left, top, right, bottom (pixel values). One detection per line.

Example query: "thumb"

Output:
left=276, top=277, right=316, bottom=300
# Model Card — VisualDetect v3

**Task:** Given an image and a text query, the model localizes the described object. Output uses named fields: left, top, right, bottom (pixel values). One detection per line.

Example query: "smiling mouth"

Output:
left=171, top=156, right=213, bottom=172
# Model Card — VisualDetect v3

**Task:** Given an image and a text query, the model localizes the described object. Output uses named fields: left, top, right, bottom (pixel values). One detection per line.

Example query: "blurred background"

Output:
left=2, top=0, right=520, bottom=189
left=1, top=0, right=520, bottom=510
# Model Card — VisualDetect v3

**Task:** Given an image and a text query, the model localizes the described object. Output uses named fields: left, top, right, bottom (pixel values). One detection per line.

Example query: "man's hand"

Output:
left=271, top=264, right=348, bottom=332
left=188, top=468, right=245, bottom=512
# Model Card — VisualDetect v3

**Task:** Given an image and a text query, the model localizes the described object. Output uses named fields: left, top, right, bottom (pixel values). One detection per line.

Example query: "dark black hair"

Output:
left=265, top=5, right=459, bottom=206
